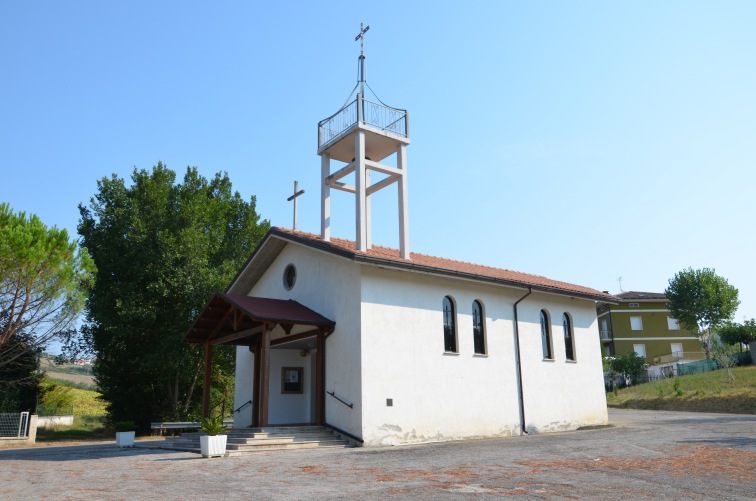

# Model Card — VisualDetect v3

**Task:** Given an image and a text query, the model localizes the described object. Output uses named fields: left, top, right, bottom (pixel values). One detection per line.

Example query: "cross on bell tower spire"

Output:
left=355, top=23, right=369, bottom=98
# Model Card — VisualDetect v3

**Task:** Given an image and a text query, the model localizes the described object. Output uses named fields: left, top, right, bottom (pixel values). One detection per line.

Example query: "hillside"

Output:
left=606, top=365, right=756, bottom=414
left=40, top=357, right=96, bottom=388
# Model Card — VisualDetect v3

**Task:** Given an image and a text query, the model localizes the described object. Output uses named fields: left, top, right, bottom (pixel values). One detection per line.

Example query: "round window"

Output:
left=283, top=264, right=297, bottom=290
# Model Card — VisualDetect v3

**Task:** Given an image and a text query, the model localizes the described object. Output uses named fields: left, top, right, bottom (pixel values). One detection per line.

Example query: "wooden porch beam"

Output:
left=206, top=306, right=234, bottom=343
left=201, top=341, right=212, bottom=419
left=259, top=327, right=271, bottom=427
left=315, top=330, right=325, bottom=425
left=210, top=324, right=266, bottom=346
left=269, top=327, right=324, bottom=347
left=252, top=342, right=260, bottom=428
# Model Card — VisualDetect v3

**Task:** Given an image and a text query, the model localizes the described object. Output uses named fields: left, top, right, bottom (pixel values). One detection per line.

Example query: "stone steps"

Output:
left=161, top=425, right=351, bottom=455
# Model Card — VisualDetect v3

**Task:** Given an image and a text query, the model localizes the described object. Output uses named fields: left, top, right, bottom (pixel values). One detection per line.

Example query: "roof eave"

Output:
left=354, top=253, right=617, bottom=302
left=237, top=228, right=618, bottom=304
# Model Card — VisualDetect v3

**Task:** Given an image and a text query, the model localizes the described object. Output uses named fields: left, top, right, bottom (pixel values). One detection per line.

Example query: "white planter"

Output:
left=116, top=431, right=135, bottom=447
left=200, top=434, right=227, bottom=458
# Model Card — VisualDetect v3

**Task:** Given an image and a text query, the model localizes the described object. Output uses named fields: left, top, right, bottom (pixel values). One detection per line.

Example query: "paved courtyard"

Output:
left=1, top=409, right=754, bottom=500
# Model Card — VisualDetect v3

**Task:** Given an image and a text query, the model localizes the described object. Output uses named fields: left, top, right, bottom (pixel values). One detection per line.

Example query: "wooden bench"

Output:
left=150, top=420, right=233, bottom=435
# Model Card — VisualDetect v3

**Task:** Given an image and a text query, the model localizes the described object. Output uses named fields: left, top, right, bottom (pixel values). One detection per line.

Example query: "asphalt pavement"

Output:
left=1, top=408, right=754, bottom=500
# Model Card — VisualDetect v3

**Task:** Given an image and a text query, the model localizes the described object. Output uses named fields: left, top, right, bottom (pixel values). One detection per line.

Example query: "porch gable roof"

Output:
left=185, top=293, right=335, bottom=346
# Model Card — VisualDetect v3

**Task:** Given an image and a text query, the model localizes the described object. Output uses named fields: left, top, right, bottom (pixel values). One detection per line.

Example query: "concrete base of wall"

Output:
left=38, top=415, right=74, bottom=428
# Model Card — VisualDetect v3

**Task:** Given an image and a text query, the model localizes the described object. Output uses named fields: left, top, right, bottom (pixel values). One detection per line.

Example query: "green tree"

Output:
left=78, top=163, right=269, bottom=428
left=710, top=339, right=740, bottom=383
left=717, top=319, right=756, bottom=350
left=0, top=331, right=42, bottom=412
left=609, top=352, right=647, bottom=386
left=665, top=268, right=739, bottom=360
left=0, top=203, right=95, bottom=375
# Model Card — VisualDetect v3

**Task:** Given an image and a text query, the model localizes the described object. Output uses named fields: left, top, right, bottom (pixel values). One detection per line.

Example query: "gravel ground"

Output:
left=1, top=409, right=754, bottom=500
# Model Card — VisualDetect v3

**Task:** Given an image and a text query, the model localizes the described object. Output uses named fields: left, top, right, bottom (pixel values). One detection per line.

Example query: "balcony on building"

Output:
left=317, top=94, right=410, bottom=163
left=653, top=351, right=706, bottom=364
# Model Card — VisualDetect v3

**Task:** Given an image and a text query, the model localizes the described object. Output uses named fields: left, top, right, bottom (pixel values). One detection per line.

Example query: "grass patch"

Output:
left=607, top=365, right=756, bottom=414
left=36, top=386, right=110, bottom=443
left=36, top=415, right=110, bottom=442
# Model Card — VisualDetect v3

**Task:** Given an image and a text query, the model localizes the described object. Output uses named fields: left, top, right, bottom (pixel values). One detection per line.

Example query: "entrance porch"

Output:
left=185, top=294, right=335, bottom=427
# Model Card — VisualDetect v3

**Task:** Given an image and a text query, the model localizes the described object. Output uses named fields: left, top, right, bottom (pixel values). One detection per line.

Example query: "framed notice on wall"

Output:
left=281, top=367, right=303, bottom=394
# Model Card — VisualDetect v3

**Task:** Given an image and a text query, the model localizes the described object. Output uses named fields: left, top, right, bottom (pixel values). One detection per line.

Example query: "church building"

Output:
left=186, top=29, right=612, bottom=446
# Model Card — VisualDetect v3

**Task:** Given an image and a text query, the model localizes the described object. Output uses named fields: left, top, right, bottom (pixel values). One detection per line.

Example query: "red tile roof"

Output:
left=222, top=294, right=335, bottom=326
left=185, top=293, right=334, bottom=345
left=268, top=227, right=616, bottom=302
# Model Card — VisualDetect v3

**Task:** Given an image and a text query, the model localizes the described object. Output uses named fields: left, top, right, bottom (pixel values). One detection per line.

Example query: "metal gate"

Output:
left=0, top=412, right=30, bottom=438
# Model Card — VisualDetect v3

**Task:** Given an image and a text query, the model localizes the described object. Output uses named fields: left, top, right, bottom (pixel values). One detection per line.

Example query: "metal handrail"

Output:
left=324, top=422, right=363, bottom=444
left=318, top=95, right=408, bottom=149
left=326, top=390, right=354, bottom=409
left=234, top=400, right=252, bottom=413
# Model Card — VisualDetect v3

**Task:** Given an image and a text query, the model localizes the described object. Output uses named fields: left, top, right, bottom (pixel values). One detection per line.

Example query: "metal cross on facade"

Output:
left=287, top=180, right=305, bottom=230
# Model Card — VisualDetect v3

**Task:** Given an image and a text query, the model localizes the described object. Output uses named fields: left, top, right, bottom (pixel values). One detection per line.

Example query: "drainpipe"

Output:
left=513, top=287, right=532, bottom=436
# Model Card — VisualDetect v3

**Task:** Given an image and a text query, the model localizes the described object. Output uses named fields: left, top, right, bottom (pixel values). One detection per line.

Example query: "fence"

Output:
left=606, top=351, right=752, bottom=391
left=0, top=412, right=29, bottom=438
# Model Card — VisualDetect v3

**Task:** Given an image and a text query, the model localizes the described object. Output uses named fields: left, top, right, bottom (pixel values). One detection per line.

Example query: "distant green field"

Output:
left=40, top=357, right=96, bottom=389
left=36, top=385, right=109, bottom=442
left=606, top=365, right=756, bottom=414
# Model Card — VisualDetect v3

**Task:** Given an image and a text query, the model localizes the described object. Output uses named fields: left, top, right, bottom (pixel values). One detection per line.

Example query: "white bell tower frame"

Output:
left=317, top=24, right=411, bottom=259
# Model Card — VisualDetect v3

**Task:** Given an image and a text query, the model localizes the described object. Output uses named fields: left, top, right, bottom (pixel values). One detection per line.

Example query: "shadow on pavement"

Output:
left=0, top=442, right=197, bottom=462
left=678, top=436, right=756, bottom=449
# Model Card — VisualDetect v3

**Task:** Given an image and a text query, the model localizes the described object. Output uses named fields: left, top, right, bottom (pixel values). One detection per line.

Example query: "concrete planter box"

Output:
left=116, top=431, right=135, bottom=447
left=200, top=434, right=227, bottom=458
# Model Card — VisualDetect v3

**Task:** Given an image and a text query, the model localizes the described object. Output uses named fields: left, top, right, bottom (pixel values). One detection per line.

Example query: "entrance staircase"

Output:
left=160, top=425, right=352, bottom=456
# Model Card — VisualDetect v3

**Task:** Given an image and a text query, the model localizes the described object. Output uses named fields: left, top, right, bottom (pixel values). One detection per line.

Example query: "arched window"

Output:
left=563, top=313, right=575, bottom=361
left=540, top=309, right=553, bottom=359
left=443, top=296, right=457, bottom=353
left=472, top=300, right=486, bottom=355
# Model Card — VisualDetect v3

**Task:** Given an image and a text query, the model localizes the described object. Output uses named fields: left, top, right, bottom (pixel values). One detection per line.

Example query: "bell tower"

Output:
left=317, top=24, right=411, bottom=259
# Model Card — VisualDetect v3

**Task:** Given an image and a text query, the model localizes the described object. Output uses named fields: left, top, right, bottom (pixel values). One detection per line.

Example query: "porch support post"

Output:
left=202, top=341, right=212, bottom=419
left=315, top=330, right=325, bottom=425
left=259, top=327, right=272, bottom=427
left=252, top=343, right=260, bottom=428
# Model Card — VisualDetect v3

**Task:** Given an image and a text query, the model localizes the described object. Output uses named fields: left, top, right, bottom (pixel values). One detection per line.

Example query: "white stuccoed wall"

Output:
left=359, top=266, right=607, bottom=445
left=516, top=294, right=608, bottom=433
left=234, top=348, right=254, bottom=428
left=234, top=242, right=364, bottom=436
left=267, top=349, right=313, bottom=425
left=359, top=267, right=520, bottom=445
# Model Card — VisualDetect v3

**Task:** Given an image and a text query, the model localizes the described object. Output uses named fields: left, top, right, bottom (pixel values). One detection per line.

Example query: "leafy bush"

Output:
left=39, top=377, right=74, bottom=414
left=114, top=420, right=136, bottom=432
left=673, top=378, right=683, bottom=396
left=605, top=352, right=647, bottom=387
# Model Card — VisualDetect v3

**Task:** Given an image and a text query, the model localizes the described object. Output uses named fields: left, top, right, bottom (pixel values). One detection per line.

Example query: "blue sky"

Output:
left=2, top=1, right=755, bottom=324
